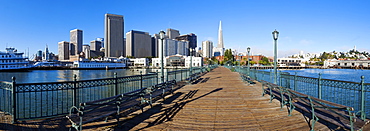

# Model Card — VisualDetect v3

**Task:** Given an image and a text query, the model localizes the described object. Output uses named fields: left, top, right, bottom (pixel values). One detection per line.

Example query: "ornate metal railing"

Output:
left=234, top=67, right=369, bottom=119
left=0, top=65, right=218, bottom=123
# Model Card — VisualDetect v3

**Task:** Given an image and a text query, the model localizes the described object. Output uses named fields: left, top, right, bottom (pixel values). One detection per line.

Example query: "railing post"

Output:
left=294, top=72, right=297, bottom=91
left=254, top=69, right=257, bottom=80
left=140, top=71, right=143, bottom=89
left=156, top=70, right=159, bottom=84
left=181, top=70, right=183, bottom=81
left=73, top=74, right=77, bottom=109
left=269, top=69, right=272, bottom=83
left=11, top=76, right=17, bottom=124
left=360, top=76, right=366, bottom=120
left=166, top=69, right=169, bottom=82
left=114, top=72, right=118, bottom=95
left=186, top=69, right=188, bottom=79
left=174, top=70, right=177, bottom=81
left=318, top=73, right=322, bottom=99
left=279, top=71, right=282, bottom=86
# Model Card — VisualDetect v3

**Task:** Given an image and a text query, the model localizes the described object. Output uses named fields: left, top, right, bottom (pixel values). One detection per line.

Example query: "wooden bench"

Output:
left=66, top=80, right=178, bottom=131
left=186, top=72, right=201, bottom=84
left=260, top=80, right=368, bottom=131
left=240, top=73, right=256, bottom=85
left=287, top=89, right=367, bottom=131
left=260, top=80, right=290, bottom=110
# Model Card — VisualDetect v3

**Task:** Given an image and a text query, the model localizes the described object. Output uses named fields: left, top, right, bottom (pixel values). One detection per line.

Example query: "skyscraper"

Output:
left=43, top=44, right=49, bottom=61
left=176, top=33, right=197, bottom=56
left=105, top=13, right=124, bottom=57
left=217, top=21, right=224, bottom=49
left=213, top=21, right=225, bottom=56
left=82, top=45, right=90, bottom=59
left=126, top=30, right=152, bottom=58
left=90, top=40, right=102, bottom=51
left=202, top=40, right=213, bottom=58
left=151, top=34, right=159, bottom=57
left=167, top=28, right=180, bottom=39
left=58, top=41, right=70, bottom=60
left=70, top=29, right=83, bottom=56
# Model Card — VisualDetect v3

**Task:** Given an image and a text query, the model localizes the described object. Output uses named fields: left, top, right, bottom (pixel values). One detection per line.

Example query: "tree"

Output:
left=224, top=49, right=234, bottom=62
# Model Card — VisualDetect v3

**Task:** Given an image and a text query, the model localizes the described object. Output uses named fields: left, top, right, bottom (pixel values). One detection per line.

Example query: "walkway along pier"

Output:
left=0, top=66, right=369, bottom=130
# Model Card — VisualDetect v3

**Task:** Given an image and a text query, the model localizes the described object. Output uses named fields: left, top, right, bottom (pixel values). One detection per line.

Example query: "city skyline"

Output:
left=1, top=0, right=369, bottom=58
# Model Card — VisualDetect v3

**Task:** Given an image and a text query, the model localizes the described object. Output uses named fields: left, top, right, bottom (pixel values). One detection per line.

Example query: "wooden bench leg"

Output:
left=307, top=96, right=319, bottom=131
left=261, top=83, right=266, bottom=97
left=287, top=94, right=295, bottom=116
left=279, top=89, right=286, bottom=111
left=268, top=87, right=275, bottom=103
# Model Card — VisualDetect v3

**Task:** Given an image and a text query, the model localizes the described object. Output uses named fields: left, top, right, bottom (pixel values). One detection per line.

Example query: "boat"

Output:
left=71, top=60, right=127, bottom=69
left=0, top=47, right=33, bottom=71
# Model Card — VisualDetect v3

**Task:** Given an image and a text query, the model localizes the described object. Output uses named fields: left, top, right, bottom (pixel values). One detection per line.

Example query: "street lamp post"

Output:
left=159, top=31, right=165, bottom=83
left=189, top=48, right=193, bottom=77
left=247, top=47, right=251, bottom=76
left=272, top=29, right=279, bottom=84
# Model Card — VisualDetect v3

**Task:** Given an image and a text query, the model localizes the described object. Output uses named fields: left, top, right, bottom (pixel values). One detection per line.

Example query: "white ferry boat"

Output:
left=72, top=60, right=127, bottom=69
left=0, top=48, right=33, bottom=71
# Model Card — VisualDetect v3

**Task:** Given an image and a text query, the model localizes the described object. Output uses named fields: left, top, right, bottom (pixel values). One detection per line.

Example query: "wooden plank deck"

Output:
left=112, top=67, right=330, bottom=130
left=1, top=66, right=367, bottom=130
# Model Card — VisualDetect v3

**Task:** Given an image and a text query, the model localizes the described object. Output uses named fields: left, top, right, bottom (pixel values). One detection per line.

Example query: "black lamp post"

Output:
left=159, top=31, right=165, bottom=83
left=272, top=29, right=279, bottom=84
left=247, top=47, right=251, bottom=76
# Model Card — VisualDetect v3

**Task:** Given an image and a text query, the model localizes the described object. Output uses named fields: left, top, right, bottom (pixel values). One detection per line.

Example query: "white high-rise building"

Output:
left=202, top=40, right=213, bottom=58
left=158, top=39, right=189, bottom=57
left=83, top=45, right=90, bottom=59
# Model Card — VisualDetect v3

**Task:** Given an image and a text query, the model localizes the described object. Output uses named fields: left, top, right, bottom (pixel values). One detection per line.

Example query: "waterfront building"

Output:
left=167, top=28, right=180, bottom=39
left=70, top=29, right=83, bottom=56
left=126, top=30, right=152, bottom=58
left=83, top=45, right=90, bottom=59
left=152, top=54, right=202, bottom=67
left=175, top=33, right=197, bottom=56
left=129, top=58, right=149, bottom=67
left=324, top=60, right=370, bottom=68
left=185, top=56, right=203, bottom=67
left=202, top=40, right=213, bottom=58
left=58, top=41, right=70, bottom=60
left=277, top=58, right=308, bottom=67
left=105, top=13, right=124, bottom=57
left=166, top=54, right=185, bottom=67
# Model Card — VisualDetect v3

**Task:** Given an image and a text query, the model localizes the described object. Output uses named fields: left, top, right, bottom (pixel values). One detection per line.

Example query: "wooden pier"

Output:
left=2, top=66, right=368, bottom=130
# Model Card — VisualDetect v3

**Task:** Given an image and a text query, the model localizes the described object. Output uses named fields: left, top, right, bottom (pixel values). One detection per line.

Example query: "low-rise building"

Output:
left=325, top=60, right=370, bottom=68
left=277, top=58, right=308, bottom=67
left=152, top=54, right=203, bottom=68
left=129, top=58, right=149, bottom=67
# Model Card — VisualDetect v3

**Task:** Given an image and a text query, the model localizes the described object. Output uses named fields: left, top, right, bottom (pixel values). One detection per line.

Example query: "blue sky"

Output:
left=0, top=0, right=369, bottom=58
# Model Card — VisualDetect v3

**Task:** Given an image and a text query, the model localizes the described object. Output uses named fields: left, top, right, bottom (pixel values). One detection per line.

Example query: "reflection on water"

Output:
left=0, top=68, right=169, bottom=83
left=278, top=69, right=369, bottom=82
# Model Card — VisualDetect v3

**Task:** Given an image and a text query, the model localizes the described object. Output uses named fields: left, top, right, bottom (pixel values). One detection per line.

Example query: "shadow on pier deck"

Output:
left=2, top=66, right=369, bottom=130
